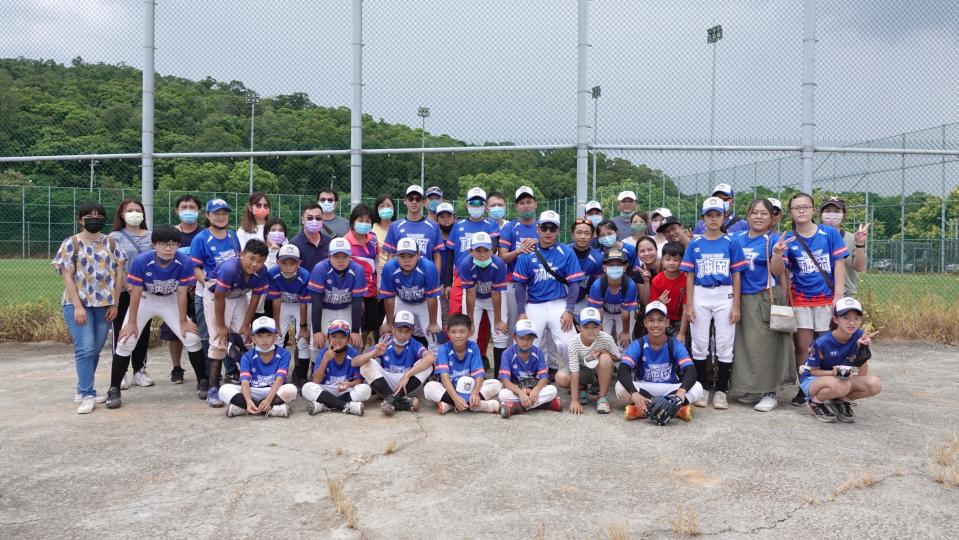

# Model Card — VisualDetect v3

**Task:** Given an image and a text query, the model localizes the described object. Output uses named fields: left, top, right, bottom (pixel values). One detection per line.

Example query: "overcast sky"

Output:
left=3, top=0, right=959, bottom=191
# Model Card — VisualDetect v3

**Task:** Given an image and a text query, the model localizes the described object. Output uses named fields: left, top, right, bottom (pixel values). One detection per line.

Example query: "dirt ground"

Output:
left=1, top=341, right=957, bottom=539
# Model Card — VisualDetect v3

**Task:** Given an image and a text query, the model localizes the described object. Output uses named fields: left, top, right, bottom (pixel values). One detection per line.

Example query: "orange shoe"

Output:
left=676, top=404, right=693, bottom=422
left=624, top=404, right=645, bottom=421
left=548, top=397, right=562, bottom=412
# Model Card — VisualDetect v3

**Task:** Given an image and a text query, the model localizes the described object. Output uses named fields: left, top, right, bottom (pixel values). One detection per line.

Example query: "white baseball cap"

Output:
left=645, top=301, right=669, bottom=317
left=538, top=210, right=560, bottom=227
left=467, top=187, right=487, bottom=201
left=252, top=316, right=277, bottom=334
left=712, top=183, right=735, bottom=197
left=701, top=197, right=725, bottom=216
left=584, top=200, right=602, bottom=213
left=277, top=243, right=301, bottom=260
left=514, top=185, right=535, bottom=202
left=579, top=307, right=602, bottom=326
left=394, top=310, right=416, bottom=328
left=834, top=297, right=863, bottom=316
left=651, top=207, right=673, bottom=219
left=396, top=237, right=419, bottom=255
left=406, top=184, right=425, bottom=196
left=436, top=202, right=454, bottom=215
left=329, top=237, right=351, bottom=255
left=470, top=232, right=493, bottom=250
left=515, top=319, right=537, bottom=337
left=767, top=197, right=783, bottom=211
left=617, top=190, right=637, bottom=202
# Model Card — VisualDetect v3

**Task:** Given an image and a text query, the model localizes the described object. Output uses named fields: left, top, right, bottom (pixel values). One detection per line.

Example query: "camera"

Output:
left=834, top=365, right=855, bottom=379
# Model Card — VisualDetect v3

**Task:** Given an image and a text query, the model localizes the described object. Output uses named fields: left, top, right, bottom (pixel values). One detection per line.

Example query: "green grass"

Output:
left=859, top=272, right=959, bottom=306
left=0, top=258, right=65, bottom=305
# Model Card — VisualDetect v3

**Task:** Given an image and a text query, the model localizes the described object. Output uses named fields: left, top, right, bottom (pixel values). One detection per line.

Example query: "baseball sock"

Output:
left=716, top=362, right=732, bottom=393
left=110, top=354, right=131, bottom=389
left=403, top=377, right=422, bottom=393
left=187, top=350, right=207, bottom=382
left=317, top=391, right=349, bottom=410
left=693, top=359, right=708, bottom=391
left=370, top=378, right=392, bottom=399
left=493, top=347, right=505, bottom=377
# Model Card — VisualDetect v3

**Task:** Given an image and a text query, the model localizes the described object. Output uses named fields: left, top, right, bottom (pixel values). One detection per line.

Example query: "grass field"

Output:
left=0, top=258, right=63, bottom=305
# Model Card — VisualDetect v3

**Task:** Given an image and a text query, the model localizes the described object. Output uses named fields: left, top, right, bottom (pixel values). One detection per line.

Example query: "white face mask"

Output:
left=124, top=211, right=144, bottom=227
left=319, top=201, right=336, bottom=213
left=820, top=212, right=843, bottom=227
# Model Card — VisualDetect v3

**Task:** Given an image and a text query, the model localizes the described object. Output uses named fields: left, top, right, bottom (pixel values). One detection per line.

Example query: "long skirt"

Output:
left=729, top=289, right=796, bottom=394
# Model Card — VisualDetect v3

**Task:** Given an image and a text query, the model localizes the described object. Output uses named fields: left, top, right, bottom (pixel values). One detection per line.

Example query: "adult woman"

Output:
left=54, top=201, right=126, bottom=413
left=818, top=197, right=869, bottom=298
left=372, top=194, right=394, bottom=282
left=729, top=199, right=795, bottom=411
left=595, top=220, right=636, bottom=270
left=622, top=212, right=649, bottom=248
left=345, top=204, right=380, bottom=344
left=631, top=235, right=660, bottom=339
left=237, top=192, right=270, bottom=249
left=109, top=198, right=154, bottom=388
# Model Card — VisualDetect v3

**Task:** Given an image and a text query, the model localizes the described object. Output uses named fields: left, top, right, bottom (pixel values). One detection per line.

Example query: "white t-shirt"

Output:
left=237, top=224, right=265, bottom=250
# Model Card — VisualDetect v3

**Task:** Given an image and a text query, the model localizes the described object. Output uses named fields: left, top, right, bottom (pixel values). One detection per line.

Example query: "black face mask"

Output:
left=439, top=223, right=453, bottom=233
left=82, top=217, right=106, bottom=234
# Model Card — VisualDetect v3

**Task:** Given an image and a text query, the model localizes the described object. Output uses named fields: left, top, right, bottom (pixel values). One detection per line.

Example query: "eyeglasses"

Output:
left=154, top=241, right=180, bottom=249
left=253, top=202, right=269, bottom=209
left=539, top=224, right=559, bottom=232
left=406, top=195, right=423, bottom=202
left=318, top=198, right=335, bottom=203
left=716, top=194, right=732, bottom=201
left=790, top=205, right=814, bottom=212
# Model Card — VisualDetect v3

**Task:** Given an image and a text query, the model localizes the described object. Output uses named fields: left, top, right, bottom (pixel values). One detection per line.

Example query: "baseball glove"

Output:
left=647, top=395, right=683, bottom=426
left=852, top=345, right=871, bottom=367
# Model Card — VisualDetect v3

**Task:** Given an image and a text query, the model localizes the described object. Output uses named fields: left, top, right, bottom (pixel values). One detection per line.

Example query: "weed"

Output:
left=385, top=440, right=398, bottom=454
left=325, top=471, right=357, bottom=528
left=669, top=508, right=701, bottom=538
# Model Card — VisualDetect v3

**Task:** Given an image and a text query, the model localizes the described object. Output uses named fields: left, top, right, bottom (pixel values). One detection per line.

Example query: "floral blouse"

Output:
left=52, top=235, right=127, bottom=307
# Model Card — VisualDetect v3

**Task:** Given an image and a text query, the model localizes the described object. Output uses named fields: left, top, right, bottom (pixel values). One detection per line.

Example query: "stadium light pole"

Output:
left=591, top=85, right=601, bottom=200
left=707, top=24, right=723, bottom=186
left=247, top=92, right=259, bottom=193
left=418, top=107, right=430, bottom=188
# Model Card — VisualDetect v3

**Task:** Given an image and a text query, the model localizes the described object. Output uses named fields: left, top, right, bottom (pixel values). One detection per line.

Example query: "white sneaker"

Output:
left=74, top=394, right=107, bottom=404
left=308, top=401, right=329, bottom=415
left=712, top=391, right=729, bottom=410
left=478, top=399, right=500, bottom=413
left=120, top=373, right=131, bottom=390
left=267, top=404, right=289, bottom=417
left=226, top=404, right=246, bottom=417
left=133, top=369, right=154, bottom=387
left=343, top=401, right=365, bottom=416
left=693, top=393, right=709, bottom=408
left=736, top=393, right=761, bottom=404
left=77, top=396, right=96, bottom=414
left=754, top=393, right=778, bottom=412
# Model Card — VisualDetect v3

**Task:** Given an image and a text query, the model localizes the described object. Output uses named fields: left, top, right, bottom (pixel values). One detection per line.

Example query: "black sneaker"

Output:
left=807, top=400, right=837, bottom=423
left=380, top=396, right=396, bottom=416
left=791, top=389, right=807, bottom=407
left=223, top=372, right=240, bottom=386
left=170, top=367, right=185, bottom=384
left=394, top=395, right=415, bottom=412
left=196, top=379, right=210, bottom=400
left=829, top=399, right=856, bottom=423
left=105, top=386, right=122, bottom=409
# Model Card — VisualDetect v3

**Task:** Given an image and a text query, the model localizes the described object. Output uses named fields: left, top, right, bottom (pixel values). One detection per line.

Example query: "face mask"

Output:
left=252, top=207, right=270, bottom=219
left=488, top=206, right=506, bottom=220
left=518, top=209, right=536, bottom=220
left=587, top=215, right=602, bottom=227
left=723, top=201, right=731, bottom=213
left=124, top=211, right=144, bottom=227
left=178, top=210, right=198, bottom=224
left=267, top=231, right=286, bottom=244
left=255, top=343, right=275, bottom=353
left=353, top=222, right=372, bottom=235
left=319, top=201, right=336, bottom=213
left=620, top=210, right=634, bottom=219
left=304, top=220, right=323, bottom=234
left=467, top=206, right=485, bottom=219
left=631, top=222, right=647, bottom=234
left=599, top=234, right=616, bottom=247
left=516, top=345, right=532, bottom=353
left=606, top=266, right=625, bottom=280
left=427, top=200, right=441, bottom=213
left=81, top=216, right=106, bottom=234
left=472, top=257, right=492, bottom=268
left=649, top=220, right=661, bottom=235
left=439, top=223, right=454, bottom=233
left=393, top=338, right=409, bottom=347
left=378, top=207, right=394, bottom=220
left=820, top=212, right=843, bottom=227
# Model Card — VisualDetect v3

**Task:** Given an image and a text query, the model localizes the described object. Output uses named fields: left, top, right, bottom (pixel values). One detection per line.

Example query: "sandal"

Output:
left=578, top=387, right=589, bottom=404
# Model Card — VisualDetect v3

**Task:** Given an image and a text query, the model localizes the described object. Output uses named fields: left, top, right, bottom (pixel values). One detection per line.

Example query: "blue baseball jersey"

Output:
left=447, top=218, right=500, bottom=268
left=499, top=220, right=539, bottom=277
left=570, top=244, right=605, bottom=302
left=692, top=215, right=749, bottom=235
left=433, top=341, right=485, bottom=386
left=378, top=258, right=442, bottom=304
left=239, top=347, right=291, bottom=388
left=266, top=265, right=311, bottom=304
left=307, top=260, right=367, bottom=310
left=732, top=231, right=780, bottom=295
left=587, top=277, right=639, bottom=314
left=457, top=256, right=508, bottom=300
left=680, top=234, right=748, bottom=287
left=208, top=257, right=269, bottom=298
left=377, top=338, right=429, bottom=374
left=512, top=243, right=585, bottom=303
left=497, top=345, right=549, bottom=384
left=126, top=251, right=196, bottom=296
left=312, top=346, right=361, bottom=382
left=799, top=329, right=865, bottom=383
left=382, top=217, right=444, bottom=257
left=781, top=225, right=849, bottom=306
left=189, top=228, right=241, bottom=279
left=621, top=337, right=694, bottom=384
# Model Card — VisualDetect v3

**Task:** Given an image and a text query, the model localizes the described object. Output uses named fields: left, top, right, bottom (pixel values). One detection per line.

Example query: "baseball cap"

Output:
left=425, top=186, right=443, bottom=198
left=834, top=297, right=863, bottom=316
left=514, top=319, right=538, bottom=337
left=604, top=249, right=627, bottom=263
left=617, top=190, right=637, bottom=202
left=251, top=316, right=277, bottom=334
left=579, top=307, right=602, bottom=326
left=329, top=237, right=351, bottom=256
left=436, top=202, right=454, bottom=215
left=645, top=301, right=669, bottom=317
left=820, top=196, right=845, bottom=212
left=206, top=198, right=232, bottom=213
left=659, top=216, right=682, bottom=232
left=514, top=185, right=535, bottom=202
left=405, top=184, right=425, bottom=197
left=276, top=243, right=301, bottom=260
left=651, top=207, right=673, bottom=219
left=584, top=200, right=602, bottom=213
left=327, top=319, right=351, bottom=335
left=470, top=232, right=493, bottom=250
left=393, top=310, right=416, bottom=328
left=396, top=237, right=419, bottom=255
left=701, top=197, right=725, bottom=216
left=712, top=183, right=735, bottom=197
left=768, top=197, right=783, bottom=212
left=538, top=210, right=561, bottom=227
left=466, top=187, right=487, bottom=201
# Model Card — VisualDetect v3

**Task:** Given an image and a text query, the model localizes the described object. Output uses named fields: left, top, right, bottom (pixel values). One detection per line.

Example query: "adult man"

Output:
left=768, top=198, right=784, bottom=231
left=317, top=189, right=350, bottom=238
left=658, top=216, right=690, bottom=251
left=610, top=191, right=638, bottom=241
left=383, top=185, right=445, bottom=276
left=692, top=183, right=749, bottom=235
left=584, top=200, right=603, bottom=228
left=498, top=186, right=540, bottom=345
left=649, top=207, right=673, bottom=256
left=290, top=204, right=331, bottom=273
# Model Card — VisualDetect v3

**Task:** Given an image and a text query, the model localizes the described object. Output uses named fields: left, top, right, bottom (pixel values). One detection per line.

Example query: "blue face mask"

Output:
left=605, top=266, right=625, bottom=280
left=587, top=214, right=602, bottom=227
left=353, top=222, right=372, bottom=235
left=488, top=206, right=506, bottom=220
left=472, top=257, right=492, bottom=268
left=393, top=338, right=409, bottom=347
left=378, top=207, right=394, bottom=220
left=723, top=200, right=731, bottom=213
left=179, top=210, right=198, bottom=224
left=599, top=234, right=616, bottom=247
left=427, top=200, right=441, bottom=213
left=467, top=206, right=485, bottom=219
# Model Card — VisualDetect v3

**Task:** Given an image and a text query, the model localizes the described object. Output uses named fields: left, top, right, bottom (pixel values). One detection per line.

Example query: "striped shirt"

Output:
left=566, top=331, right=622, bottom=373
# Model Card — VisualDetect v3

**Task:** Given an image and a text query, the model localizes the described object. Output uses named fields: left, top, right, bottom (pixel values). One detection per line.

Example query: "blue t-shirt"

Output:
left=382, top=217, right=444, bottom=258
left=680, top=234, right=748, bottom=287
left=692, top=215, right=749, bottom=235
left=621, top=336, right=694, bottom=384
left=433, top=341, right=485, bottom=386
left=781, top=225, right=849, bottom=306
left=239, top=347, right=291, bottom=388
left=208, top=257, right=269, bottom=298
left=307, top=260, right=367, bottom=310
left=497, top=345, right=549, bottom=385
left=513, top=243, right=585, bottom=303
left=312, top=346, right=361, bottom=382
left=376, top=338, right=429, bottom=374
left=189, top=228, right=241, bottom=279
left=457, top=256, right=508, bottom=300
left=447, top=218, right=501, bottom=268
left=732, top=231, right=781, bottom=295
left=587, top=277, right=639, bottom=314
left=378, top=258, right=442, bottom=304
left=499, top=220, right=539, bottom=277
left=266, top=265, right=311, bottom=304
left=799, top=329, right=865, bottom=383
left=570, top=243, right=605, bottom=302
left=126, top=251, right=196, bottom=296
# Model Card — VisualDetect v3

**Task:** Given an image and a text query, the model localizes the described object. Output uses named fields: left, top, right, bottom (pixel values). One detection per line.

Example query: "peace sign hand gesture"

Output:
left=772, top=234, right=793, bottom=257
left=855, top=223, right=871, bottom=245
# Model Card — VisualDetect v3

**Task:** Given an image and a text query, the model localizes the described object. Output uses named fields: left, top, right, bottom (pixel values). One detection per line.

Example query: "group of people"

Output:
left=56, top=181, right=880, bottom=425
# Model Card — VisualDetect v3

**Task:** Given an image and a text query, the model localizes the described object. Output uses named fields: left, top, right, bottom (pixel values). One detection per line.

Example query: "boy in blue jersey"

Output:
left=218, top=317, right=297, bottom=417
left=423, top=314, right=502, bottom=414
left=267, top=243, right=312, bottom=386
left=302, top=320, right=371, bottom=416
left=799, top=297, right=880, bottom=423
left=497, top=319, right=561, bottom=418
left=447, top=187, right=501, bottom=316
left=106, top=226, right=206, bottom=409
left=498, top=186, right=541, bottom=344
left=202, top=239, right=270, bottom=407
left=309, top=237, right=366, bottom=350
left=383, top=185, right=444, bottom=274
left=459, top=231, right=509, bottom=375
left=379, top=237, right=443, bottom=350
left=682, top=197, right=748, bottom=410
left=353, top=310, right=436, bottom=416
left=588, top=249, right=638, bottom=348
left=615, top=302, right=703, bottom=423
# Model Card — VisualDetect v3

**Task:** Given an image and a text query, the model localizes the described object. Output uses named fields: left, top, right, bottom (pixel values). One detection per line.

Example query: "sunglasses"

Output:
left=406, top=195, right=423, bottom=202
left=539, top=224, right=559, bottom=232
left=253, top=202, right=269, bottom=209
left=318, top=198, right=335, bottom=203
left=573, top=218, right=593, bottom=228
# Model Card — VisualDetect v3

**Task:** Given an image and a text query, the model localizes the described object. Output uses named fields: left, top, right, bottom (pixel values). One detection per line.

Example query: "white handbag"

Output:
left=766, top=235, right=797, bottom=333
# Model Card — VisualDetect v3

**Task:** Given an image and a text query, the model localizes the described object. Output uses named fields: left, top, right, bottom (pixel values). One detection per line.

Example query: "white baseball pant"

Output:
left=202, top=288, right=250, bottom=360
left=360, top=361, right=432, bottom=390
left=218, top=383, right=298, bottom=404
left=320, top=306, right=352, bottom=335
left=601, top=309, right=628, bottom=337
left=498, top=384, right=558, bottom=407
left=394, top=299, right=437, bottom=350
left=689, top=285, right=735, bottom=363
left=524, top=299, right=577, bottom=370
left=423, top=377, right=502, bottom=403
left=502, top=282, right=520, bottom=347
left=301, top=382, right=372, bottom=403
left=615, top=380, right=705, bottom=404
left=469, top=296, right=509, bottom=348
left=276, top=301, right=311, bottom=360
left=116, top=293, right=201, bottom=356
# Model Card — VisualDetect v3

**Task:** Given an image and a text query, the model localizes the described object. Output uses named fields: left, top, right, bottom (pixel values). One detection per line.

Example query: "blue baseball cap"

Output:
left=206, top=199, right=232, bottom=213
left=712, top=183, right=735, bottom=197
left=579, top=307, right=602, bottom=326
left=327, top=320, right=351, bottom=336
left=701, top=197, right=725, bottom=216
left=515, top=319, right=538, bottom=337
left=470, top=232, right=493, bottom=250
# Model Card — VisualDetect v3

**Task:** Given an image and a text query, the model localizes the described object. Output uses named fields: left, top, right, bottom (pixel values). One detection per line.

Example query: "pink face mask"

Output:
left=267, top=231, right=286, bottom=244
left=820, top=212, right=843, bottom=227
left=304, top=220, right=323, bottom=234
left=252, top=207, right=270, bottom=219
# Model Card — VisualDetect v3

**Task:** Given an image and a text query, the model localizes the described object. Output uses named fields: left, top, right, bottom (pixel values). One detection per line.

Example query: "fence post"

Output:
left=350, top=0, right=364, bottom=208
left=942, top=124, right=947, bottom=273
left=21, top=186, right=26, bottom=258
left=900, top=133, right=906, bottom=271
left=141, top=0, right=156, bottom=229
left=800, top=0, right=817, bottom=194
left=47, top=186, right=51, bottom=259
left=574, top=0, right=590, bottom=218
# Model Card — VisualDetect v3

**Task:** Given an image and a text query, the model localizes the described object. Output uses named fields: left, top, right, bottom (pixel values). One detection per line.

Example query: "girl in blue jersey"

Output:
left=219, top=317, right=298, bottom=418
left=302, top=320, right=371, bottom=416
left=595, top=220, right=636, bottom=270
left=459, top=232, right=509, bottom=375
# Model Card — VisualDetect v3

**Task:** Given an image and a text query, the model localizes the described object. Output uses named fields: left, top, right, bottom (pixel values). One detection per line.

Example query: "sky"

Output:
left=2, top=0, right=958, bottom=191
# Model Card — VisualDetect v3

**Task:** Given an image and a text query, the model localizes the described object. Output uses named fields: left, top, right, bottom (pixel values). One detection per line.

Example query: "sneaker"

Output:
left=829, top=399, right=856, bottom=423
left=308, top=401, right=330, bottom=415
left=196, top=379, right=210, bottom=400
left=133, top=369, right=154, bottom=387
left=578, top=388, right=589, bottom=404
left=754, top=393, right=778, bottom=412
left=380, top=396, right=396, bottom=417
left=596, top=396, right=611, bottom=414
left=206, top=387, right=225, bottom=408
left=548, top=396, right=562, bottom=412
left=791, top=389, right=807, bottom=407
left=77, top=396, right=95, bottom=414
left=223, top=372, right=240, bottom=386
left=408, top=396, right=419, bottom=412
left=737, top=393, right=761, bottom=404
left=105, top=387, right=122, bottom=409
left=267, top=403, right=289, bottom=417
left=120, top=372, right=131, bottom=390
left=712, top=391, right=729, bottom=410
left=499, top=400, right=524, bottom=419
left=343, top=401, right=365, bottom=416
left=227, top=404, right=246, bottom=417
left=436, top=402, right=453, bottom=415
left=807, top=400, right=837, bottom=423
left=393, top=395, right=417, bottom=412
left=74, top=393, right=107, bottom=404
left=478, top=399, right=499, bottom=413
left=624, top=404, right=645, bottom=421
left=676, top=404, right=693, bottom=422
left=693, top=392, right=709, bottom=408
left=170, top=367, right=185, bottom=384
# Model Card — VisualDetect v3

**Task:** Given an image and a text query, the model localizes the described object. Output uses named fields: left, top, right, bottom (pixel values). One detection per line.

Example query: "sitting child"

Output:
left=218, top=317, right=298, bottom=418
left=556, top=307, right=621, bottom=414
left=423, top=314, right=502, bottom=414
left=497, top=319, right=562, bottom=418
left=301, top=320, right=372, bottom=416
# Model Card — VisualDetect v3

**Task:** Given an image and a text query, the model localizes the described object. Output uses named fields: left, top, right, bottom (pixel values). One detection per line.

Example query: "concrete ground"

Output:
left=0, top=341, right=957, bottom=539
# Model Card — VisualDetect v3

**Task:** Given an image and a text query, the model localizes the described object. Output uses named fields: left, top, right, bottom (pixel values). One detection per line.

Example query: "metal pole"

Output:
left=141, top=0, right=156, bottom=229
left=708, top=41, right=718, bottom=186
left=21, top=186, right=26, bottom=259
left=47, top=186, right=51, bottom=259
left=800, top=0, right=817, bottom=194
left=942, top=124, right=947, bottom=273
left=89, top=160, right=98, bottom=190
left=575, top=0, right=589, bottom=217
left=248, top=96, right=257, bottom=193
left=420, top=115, right=426, bottom=187
left=350, top=0, right=363, bottom=208
left=900, top=133, right=906, bottom=271
left=592, top=94, right=598, bottom=199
